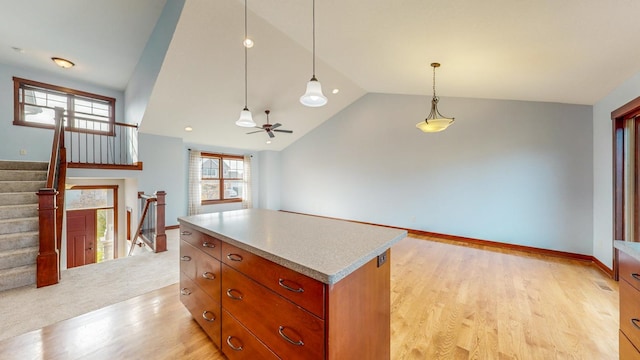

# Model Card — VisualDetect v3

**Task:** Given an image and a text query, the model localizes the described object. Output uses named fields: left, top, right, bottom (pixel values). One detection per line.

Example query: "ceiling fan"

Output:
left=246, top=110, right=293, bottom=138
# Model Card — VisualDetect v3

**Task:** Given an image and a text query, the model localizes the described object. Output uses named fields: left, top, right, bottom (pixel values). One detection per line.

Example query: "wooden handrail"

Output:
left=37, top=107, right=66, bottom=287
left=128, top=191, right=167, bottom=256
left=128, top=197, right=156, bottom=256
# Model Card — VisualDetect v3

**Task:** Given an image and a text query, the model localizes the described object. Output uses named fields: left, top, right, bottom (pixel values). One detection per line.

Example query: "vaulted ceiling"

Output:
left=3, top=0, right=640, bottom=151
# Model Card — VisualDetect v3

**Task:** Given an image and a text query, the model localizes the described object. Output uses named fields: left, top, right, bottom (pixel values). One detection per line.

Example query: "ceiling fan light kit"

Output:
left=236, top=0, right=256, bottom=128
left=300, top=0, right=327, bottom=107
left=416, top=62, right=455, bottom=133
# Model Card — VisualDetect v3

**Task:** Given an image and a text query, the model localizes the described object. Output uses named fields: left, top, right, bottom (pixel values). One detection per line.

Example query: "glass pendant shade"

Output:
left=236, top=107, right=256, bottom=127
left=300, top=77, right=327, bottom=107
left=415, top=97, right=454, bottom=133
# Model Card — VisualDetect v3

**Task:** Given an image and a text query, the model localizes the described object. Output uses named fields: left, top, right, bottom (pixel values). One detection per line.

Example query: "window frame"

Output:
left=200, top=152, right=244, bottom=205
left=13, top=77, right=116, bottom=136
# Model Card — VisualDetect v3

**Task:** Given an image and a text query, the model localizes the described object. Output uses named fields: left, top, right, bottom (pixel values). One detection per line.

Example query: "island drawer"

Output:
left=222, top=309, right=280, bottom=360
left=221, top=241, right=325, bottom=319
left=620, top=277, right=640, bottom=351
left=181, top=240, right=221, bottom=300
left=221, top=264, right=324, bottom=360
left=180, top=225, right=221, bottom=260
left=621, top=330, right=640, bottom=359
left=180, top=273, right=221, bottom=348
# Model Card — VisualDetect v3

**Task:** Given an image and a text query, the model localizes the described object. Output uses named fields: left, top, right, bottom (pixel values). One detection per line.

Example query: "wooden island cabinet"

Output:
left=178, top=209, right=406, bottom=359
left=616, top=241, right=640, bottom=360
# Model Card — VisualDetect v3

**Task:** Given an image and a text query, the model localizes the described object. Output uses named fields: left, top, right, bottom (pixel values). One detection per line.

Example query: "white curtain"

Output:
left=242, top=154, right=252, bottom=209
left=188, top=150, right=202, bottom=216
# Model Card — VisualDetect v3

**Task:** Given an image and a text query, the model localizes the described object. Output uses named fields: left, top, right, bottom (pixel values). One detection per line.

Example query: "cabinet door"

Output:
left=222, top=310, right=280, bottom=360
left=222, top=264, right=324, bottom=360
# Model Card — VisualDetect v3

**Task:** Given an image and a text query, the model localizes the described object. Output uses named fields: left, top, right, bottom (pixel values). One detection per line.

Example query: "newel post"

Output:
left=154, top=191, right=167, bottom=253
left=37, top=188, right=59, bottom=287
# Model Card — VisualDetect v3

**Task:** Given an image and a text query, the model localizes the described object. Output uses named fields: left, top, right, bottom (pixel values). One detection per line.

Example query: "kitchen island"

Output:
left=178, top=209, right=406, bottom=359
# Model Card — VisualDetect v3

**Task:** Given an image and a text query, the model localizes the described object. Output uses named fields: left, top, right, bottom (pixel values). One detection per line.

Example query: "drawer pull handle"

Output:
left=278, top=326, right=305, bottom=346
left=202, top=271, right=216, bottom=280
left=226, top=288, right=244, bottom=300
left=227, top=253, right=243, bottom=262
left=632, top=318, right=640, bottom=330
left=632, top=273, right=640, bottom=281
left=278, top=279, right=305, bottom=293
left=226, top=336, right=244, bottom=351
left=181, top=231, right=192, bottom=236
left=202, top=241, right=216, bottom=248
left=202, top=310, right=216, bottom=322
left=180, top=288, right=191, bottom=296
left=180, top=255, right=191, bottom=262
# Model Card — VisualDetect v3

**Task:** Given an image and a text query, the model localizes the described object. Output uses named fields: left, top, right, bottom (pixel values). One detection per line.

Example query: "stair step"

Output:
left=0, top=170, right=47, bottom=181
left=0, top=231, right=39, bottom=252
left=0, top=181, right=46, bottom=193
left=0, top=217, right=38, bottom=235
left=0, top=161, right=48, bottom=171
left=0, top=192, right=38, bottom=206
left=0, top=204, right=38, bottom=220
left=0, top=264, right=36, bottom=292
left=0, top=246, right=38, bottom=271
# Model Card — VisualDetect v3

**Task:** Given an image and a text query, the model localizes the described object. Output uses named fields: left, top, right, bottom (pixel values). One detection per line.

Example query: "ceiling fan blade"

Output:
left=267, top=130, right=275, bottom=138
left=246, top=130, right=263, bottom=134
left=273, top=129, right=293, bottom=133
left=271, top=123, right=282, bottom=130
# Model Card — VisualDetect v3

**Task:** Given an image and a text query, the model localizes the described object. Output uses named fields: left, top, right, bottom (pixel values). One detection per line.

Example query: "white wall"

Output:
left=281, top=93, right=593, bottom=255
left=258, top=150, right=281, bottom=210
left=593, top=71, right=640, bottom=268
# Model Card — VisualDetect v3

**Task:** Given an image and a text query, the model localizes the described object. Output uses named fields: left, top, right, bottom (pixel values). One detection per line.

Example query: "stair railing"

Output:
left=128, top=191, right=166, bottom=256
left=37, top=107, right=67, bottom=287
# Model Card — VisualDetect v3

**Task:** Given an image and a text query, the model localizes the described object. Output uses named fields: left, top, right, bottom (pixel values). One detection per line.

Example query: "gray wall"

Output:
left=0, top=63, right=125, bottom=161
left=125, top=0, right=184, bottom=126
left=280, top=93, right=594, bottom=255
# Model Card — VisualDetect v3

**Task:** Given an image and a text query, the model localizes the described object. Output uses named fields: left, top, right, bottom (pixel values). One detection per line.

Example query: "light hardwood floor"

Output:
left=0, top=235, right=619, bottom=359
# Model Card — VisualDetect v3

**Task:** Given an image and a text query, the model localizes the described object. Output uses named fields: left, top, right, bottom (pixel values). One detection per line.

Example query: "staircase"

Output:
left=0, top=160, right=47, bottom=292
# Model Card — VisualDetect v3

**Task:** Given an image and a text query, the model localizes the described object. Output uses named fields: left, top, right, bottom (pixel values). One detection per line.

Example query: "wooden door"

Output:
left=66, top=209, right=97, bottom=268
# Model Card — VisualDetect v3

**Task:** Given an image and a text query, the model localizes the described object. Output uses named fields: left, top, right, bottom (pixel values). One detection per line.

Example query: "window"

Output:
left=13, top=77, right=116, bottom=135
left=201, top=152, right=244, bottom=204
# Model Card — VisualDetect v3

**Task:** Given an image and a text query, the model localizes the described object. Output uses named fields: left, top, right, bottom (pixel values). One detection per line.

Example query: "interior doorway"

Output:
left=65, top=185, right=118, bottom=268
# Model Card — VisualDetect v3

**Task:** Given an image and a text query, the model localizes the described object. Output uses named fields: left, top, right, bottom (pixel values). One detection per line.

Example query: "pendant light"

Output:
left=299, top=0, right=327, bottom=107
left=416, top=63, right=454, bottom=133
left=236, top=0, right=256, bottom=127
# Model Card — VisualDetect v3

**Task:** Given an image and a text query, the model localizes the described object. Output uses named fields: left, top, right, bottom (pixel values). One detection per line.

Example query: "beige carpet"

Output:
left=0, top=228, right=180, bottom=342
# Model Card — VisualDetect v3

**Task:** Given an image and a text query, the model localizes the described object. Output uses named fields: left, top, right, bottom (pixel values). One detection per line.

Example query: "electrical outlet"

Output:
left=19, top=149, right=27, bottom=155
left=377, top=252, right=387, bottom=267
left=410, top=216, right=416, bottom=223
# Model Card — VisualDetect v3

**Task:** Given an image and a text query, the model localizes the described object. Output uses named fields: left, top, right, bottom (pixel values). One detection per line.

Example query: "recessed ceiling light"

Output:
left=266, top=140, right=272, bottom=144
left=184, top=126, right=193, bottom=132
left=332, top=88, right=339, bottom=94
left=51, top=57, right=75, bottom=69
left=243, top=38, right=254, bottom=48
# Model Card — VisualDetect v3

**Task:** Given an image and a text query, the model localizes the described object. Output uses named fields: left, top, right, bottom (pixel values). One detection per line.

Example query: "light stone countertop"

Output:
left=614, top=240, right=640, bottom=261
left=178, top=209, right=407, bottom=284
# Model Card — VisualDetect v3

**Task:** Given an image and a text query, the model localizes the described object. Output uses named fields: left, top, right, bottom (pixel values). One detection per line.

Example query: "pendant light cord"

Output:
left=312, top=0, right=316, bottom=77
left=432, top=65, right=437, bottom=99
left=244, top=0, right=248, bottom=108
